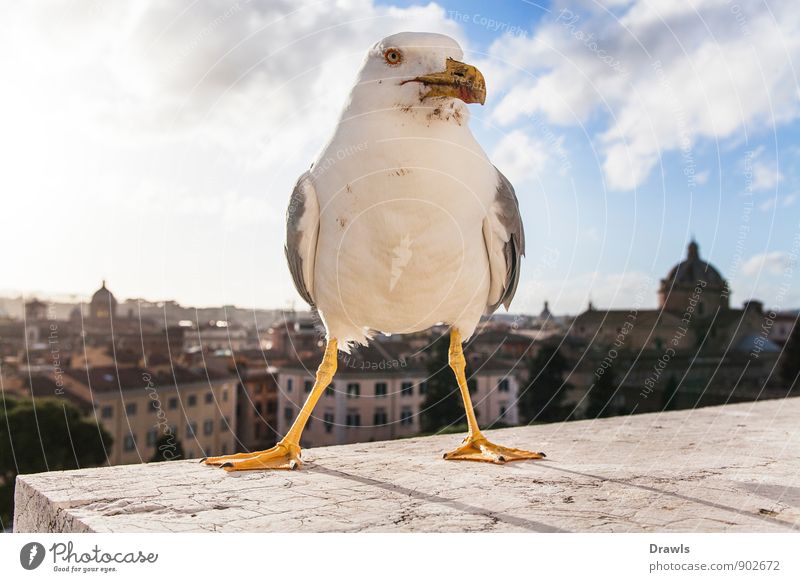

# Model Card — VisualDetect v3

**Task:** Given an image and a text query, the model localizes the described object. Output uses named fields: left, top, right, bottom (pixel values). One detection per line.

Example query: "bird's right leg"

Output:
left=203, top=338, right=338, bottom=471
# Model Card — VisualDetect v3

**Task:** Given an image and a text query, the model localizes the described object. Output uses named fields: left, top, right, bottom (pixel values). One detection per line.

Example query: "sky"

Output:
left=1, top=0, right=799, bottom=315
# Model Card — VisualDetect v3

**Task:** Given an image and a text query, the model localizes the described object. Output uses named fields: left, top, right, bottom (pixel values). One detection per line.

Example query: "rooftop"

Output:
left=14, top=397, right=800, bottom=533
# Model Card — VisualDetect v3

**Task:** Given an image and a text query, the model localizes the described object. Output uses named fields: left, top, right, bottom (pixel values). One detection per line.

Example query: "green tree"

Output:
left=661, top=375, right=680, bottom=411
left=781, top=322, right=800, bottom=391
left=149, top=432, right=185, bottom=462
left=586, top=362, right=618, bottom=418
left=0, top=397, right=111, bottom=530
left=421, top=333, right=465, bottom=432
left=520, top=345, right=570, bottom=423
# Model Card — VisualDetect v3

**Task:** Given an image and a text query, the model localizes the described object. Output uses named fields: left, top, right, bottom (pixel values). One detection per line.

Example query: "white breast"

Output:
left=310, top=113, right=497, bottom=347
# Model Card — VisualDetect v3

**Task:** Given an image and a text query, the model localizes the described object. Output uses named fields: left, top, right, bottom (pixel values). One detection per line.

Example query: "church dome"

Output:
left=659, top=241, right=729, bottom=313
left=90, top=280, right=117, bottom=319
left=663, top=241, right=726, bottom=289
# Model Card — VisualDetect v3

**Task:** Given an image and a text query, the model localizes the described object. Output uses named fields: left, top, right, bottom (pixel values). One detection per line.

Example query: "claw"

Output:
left=444, top=434, right=545, bottom=464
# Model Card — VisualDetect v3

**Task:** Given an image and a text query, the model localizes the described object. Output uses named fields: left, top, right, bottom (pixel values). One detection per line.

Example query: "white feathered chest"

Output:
left=309, top=111, right=498, bottom=341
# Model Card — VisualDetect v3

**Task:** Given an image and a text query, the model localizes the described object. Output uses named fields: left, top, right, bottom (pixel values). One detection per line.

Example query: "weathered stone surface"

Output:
left=14, top=398, right=800, bottom=532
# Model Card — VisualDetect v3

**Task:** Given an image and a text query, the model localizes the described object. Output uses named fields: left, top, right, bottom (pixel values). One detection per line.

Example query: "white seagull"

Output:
left=205, top=31, right=545, bottom=470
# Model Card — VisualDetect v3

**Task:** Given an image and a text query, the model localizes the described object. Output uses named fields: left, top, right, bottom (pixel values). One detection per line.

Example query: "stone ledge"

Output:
left=14, top=398, right=800, bottom=533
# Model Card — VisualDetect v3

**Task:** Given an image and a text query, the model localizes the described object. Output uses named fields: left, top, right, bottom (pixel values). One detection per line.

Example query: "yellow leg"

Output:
left=443, top=328, right=546, bottom=464
left=203, top=338, right=338, bottom=471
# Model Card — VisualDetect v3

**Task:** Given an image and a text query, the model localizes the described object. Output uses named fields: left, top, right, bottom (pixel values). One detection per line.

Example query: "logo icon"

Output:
left=20, top=542, right=46, bottom=570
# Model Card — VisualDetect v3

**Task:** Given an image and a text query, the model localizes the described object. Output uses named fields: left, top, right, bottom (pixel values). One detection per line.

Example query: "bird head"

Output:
left=349, top=32, right=486, bottom=118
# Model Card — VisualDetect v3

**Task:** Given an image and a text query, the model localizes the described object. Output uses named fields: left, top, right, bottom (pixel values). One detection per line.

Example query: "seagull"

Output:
left=205, top=31, right=545, bottom=470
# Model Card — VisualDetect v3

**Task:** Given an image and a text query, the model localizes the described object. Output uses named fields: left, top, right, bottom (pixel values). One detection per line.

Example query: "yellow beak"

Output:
left=404, top=58, right=486, bottom=105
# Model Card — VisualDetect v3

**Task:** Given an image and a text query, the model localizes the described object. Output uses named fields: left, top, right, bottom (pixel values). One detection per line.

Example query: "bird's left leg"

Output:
left=443, top=328, right=546, bottom=464
left=203, top=338, right=338, bottom=471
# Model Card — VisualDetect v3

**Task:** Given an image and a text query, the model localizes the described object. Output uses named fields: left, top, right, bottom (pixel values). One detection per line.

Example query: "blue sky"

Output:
left=1, top=1, right=798, bottom=315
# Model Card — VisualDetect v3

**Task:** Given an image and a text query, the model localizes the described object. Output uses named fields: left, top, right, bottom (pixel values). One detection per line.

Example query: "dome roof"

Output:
left=91, top=280, right=116, bottom=304
left=663, top=241, right=726, bottom=289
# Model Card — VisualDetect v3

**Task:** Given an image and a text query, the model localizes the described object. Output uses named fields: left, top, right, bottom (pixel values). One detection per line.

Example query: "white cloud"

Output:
left=758, top=192, right=797, bottom=212
left=491, top=129, right=564, bottom=184
left=485, top=0, right=800, bottom=190
left=0, top=1, right=465, bottom=306
left=741, top=252, right=792, bottom=276
left=751, top=160, right=783, bottom=191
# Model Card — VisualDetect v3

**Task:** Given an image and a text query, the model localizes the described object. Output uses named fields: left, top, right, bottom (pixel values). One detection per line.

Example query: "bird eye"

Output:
left=383, top=48, right=402, bottom=65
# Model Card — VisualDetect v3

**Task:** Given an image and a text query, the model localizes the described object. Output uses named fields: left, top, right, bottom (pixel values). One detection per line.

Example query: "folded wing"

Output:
left=483, top=166, right=525, bottom=313
left=284, top=172, right=320, bottom=306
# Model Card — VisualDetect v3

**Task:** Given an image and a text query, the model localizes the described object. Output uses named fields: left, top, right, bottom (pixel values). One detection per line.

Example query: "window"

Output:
left=284, top=407, right=293, bottom=422
left=326, top=384, right=335, bottom=397
left=186, top=422, right=197, bottom=437
left=220, top=417, right=229, bottom=431
left=419, top=381, right=427, bottom=395
left=401, top=382, right=413, bottom=397
left=400, top=408, right=413, bottom=426
left=123, top=434, right=136, bottom=451
left=346, top=383, right=360, bottom=398
left=255, top=402, right=263, bottom=415
left=499, top=404, right=507, bottom=418
left=168, top=397, right=178, bottom=410
left=148, top=400, right=159, bottom=412
left=373, top=408, right=388, bottom=425
left=323, top=412, right=334, bottom=433
left=375, top=382, right=387, bottom=397
left=223, top=389, right=228, bottom=402
left=468, top=379, right=477, bottom=394
left=498, top=379, right=510, bottom=393
left=266, top=401, right=277, bottom=414
left=188, top=394, right=197, bottom=407
left=101, top=405, right=113, bottom=419
left=287, top=378, right=293, bottom=392
left=304, top=380, right=313, bottom=393
left=345, top=411, right=361, bottom=427
left=203, top=419, right=214, bottom=436
left=125, top=402, right=137, bottom=416
left=205, top=391, right=213, bottom=404
left=146, top=428, right=158, bottom=446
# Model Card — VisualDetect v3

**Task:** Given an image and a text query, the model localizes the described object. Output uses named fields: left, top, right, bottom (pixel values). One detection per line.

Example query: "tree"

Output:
left=421, top=333, right=465, bottom=432
left=661, top=375, right=680, bottom=411
left=0, top=397, right=111, bottom=530
left=519, top=345, right=570, bottom=423
left=149, top=432, right=185, bottom=462
left=585, top=362, right=618, bottom=418
left=781, top=322, right=800, bottom=391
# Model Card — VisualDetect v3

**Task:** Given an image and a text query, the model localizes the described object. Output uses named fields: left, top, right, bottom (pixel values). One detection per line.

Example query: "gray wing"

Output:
left=483, top=166, right=525, bottom=313
left=284, top=171, right=320, bottom=306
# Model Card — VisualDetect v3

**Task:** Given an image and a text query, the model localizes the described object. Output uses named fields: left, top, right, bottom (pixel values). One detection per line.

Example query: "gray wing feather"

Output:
left=284, top=171, right=317, bottom=306
left=486, top=166, right=525, bottom=313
